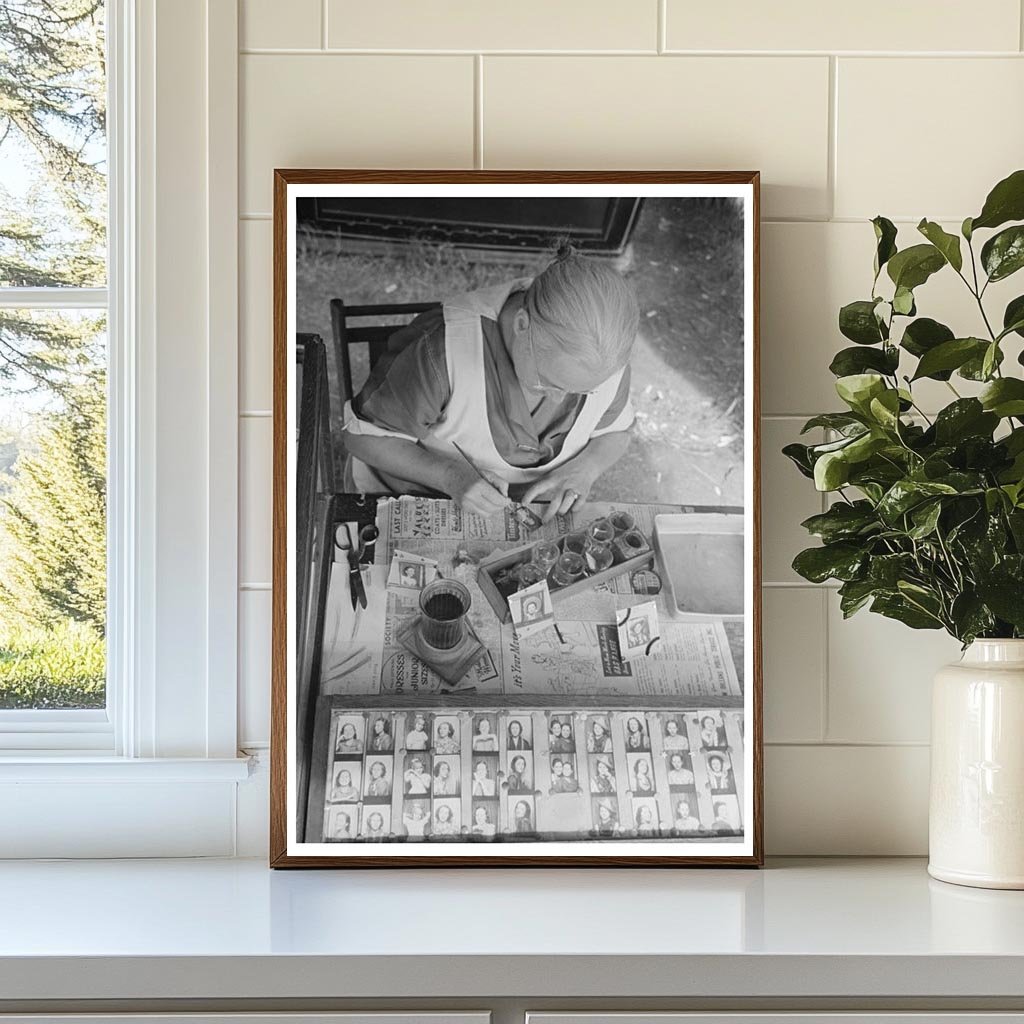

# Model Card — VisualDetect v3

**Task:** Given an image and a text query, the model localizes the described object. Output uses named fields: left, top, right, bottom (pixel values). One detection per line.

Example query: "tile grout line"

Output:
left=827, top=55, right=838, bottom=220
left=237, top=47, right=1024, bottom=57
left=474, top=54, right=484, bottom=169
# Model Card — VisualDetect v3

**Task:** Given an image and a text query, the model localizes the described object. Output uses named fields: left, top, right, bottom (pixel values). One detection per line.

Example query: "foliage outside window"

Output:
left=0, top=1, right=107, bottom=708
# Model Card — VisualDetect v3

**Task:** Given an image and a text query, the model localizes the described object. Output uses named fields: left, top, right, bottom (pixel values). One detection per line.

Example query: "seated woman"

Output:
left=341, top=244, right=639, bottom=520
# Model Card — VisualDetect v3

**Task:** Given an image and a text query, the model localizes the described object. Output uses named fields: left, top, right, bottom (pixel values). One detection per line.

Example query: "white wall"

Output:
left=234, top=0, right=1024, bottom=855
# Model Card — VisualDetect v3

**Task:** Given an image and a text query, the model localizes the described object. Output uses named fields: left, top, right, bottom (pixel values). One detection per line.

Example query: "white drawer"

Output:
left=0, top=1016, right=490, bottom=1024
left=528, top=1016, right=1024, bottom=1024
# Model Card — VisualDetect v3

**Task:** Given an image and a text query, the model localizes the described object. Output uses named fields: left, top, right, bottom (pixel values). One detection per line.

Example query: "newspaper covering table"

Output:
left=320, top=497, right=742, bottom=702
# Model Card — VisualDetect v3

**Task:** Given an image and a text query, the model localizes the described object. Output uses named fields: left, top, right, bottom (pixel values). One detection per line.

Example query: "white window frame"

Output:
left=0, top=0, right=249, bottom=856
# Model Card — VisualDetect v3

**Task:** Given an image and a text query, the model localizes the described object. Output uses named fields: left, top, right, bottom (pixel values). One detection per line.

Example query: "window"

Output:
left=0, top=2, right=109, bottom=725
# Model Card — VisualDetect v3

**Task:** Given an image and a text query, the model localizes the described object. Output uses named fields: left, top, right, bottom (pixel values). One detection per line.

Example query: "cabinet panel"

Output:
left=528, top=1015, right=1024, bottom=1024
left=0, top=1015, right=490, bottom=1024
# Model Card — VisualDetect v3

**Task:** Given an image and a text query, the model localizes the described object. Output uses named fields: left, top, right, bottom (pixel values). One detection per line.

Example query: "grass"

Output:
left=0, top=619, right=105, bottom=709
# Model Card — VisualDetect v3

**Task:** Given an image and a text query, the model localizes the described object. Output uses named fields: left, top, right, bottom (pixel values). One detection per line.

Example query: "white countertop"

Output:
left=1, top=857, right=1023, bottom=1002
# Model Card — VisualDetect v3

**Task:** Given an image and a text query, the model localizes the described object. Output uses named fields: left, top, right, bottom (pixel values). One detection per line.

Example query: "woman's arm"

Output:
left=520, top=429, right=632, bottom=522
left=342, top=430, right=508, bottom=517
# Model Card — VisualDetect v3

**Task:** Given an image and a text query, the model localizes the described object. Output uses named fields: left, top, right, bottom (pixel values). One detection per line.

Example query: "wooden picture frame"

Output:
left=271, top=170, right=762, bottom=867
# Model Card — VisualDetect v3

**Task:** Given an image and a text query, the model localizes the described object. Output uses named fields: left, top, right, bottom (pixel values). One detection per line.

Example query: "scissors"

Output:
left=334, top=523, right=379, bottom=611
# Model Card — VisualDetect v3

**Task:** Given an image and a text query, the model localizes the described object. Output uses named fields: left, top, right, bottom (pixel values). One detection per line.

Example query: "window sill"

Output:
left=0, top=755, right=252, bottom=782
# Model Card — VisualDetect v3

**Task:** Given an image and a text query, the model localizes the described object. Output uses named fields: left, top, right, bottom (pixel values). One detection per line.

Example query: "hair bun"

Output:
left=554, top=239, right=578, bottom=263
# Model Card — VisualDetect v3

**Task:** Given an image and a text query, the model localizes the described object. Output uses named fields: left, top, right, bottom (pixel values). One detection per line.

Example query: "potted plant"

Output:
left=785, top=169, right=1024, bottom=888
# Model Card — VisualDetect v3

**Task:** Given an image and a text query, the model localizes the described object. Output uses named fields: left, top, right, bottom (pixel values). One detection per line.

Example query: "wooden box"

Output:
left=476, top=521, right=655, bottom=624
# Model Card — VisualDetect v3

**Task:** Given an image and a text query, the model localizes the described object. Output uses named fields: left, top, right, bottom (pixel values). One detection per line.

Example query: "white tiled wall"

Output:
left=236, top=0, right=1024, bottom=854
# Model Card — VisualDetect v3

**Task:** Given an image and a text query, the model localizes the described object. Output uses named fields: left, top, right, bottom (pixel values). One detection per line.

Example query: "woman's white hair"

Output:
left=525, top=241, right=639, bottom=377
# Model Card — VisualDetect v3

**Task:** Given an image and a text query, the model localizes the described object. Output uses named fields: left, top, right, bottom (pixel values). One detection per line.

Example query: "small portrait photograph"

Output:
left=585, top=715, right=613, bottom=753
left=431, top=798, right=461, bottom=837
left=470, top=800, right=499, bottom=837
left=397, top=559, right=425, bottom=591
left=510, top=795, right=536, bottom=835
left=507, top=580, right=556, bottom=641
left=470, top=757, right=498, bottom=797
left=615, top=600, right=659, bottom=662
left=698, top=712, right=728, bottom=750
left=549, top=754, right=580, bottom=794
left=632, top=797, right=661, bottom=836
left=666, top=751, right=695, bottom=789
left=548, top=714, right=575, bottom=753
left=589, top=754, right=617, bottom=795
left=366, top=712, right=395, bottom=752
left=710, top=794, right=742, bottom=834
left=432, top=754, right=461, bottom=796
left=360, top=806, right=392, bottom=841
left=623, top=714, right=650, bottom=752
left=329, top=762, right=362, bottom=803
left=592, top=797, right=620, bottom=837
left=363, top=756, right=394, bottom=801
left=324, top=806, right=356, bottom=841
left=673, top=794, right=704, bottom=835
left=403, top=753, right=433, bottom=795
left=471, top=713, right=500, bottom=752
left=402, top=798, right=432, bottom=838
left=705, top=751, right=736, bottom=793
left=627, top=752, right=656, bottom=795
left=506, top=753, right=533, bottom=794
left=506, top=716, right=533, bottom=751
left=404, top=711, right=432, bottom=751
left=433, top=715, right=461, bottom=754
left=333, top=713, right=364, bottom=755
left=661, top=714, right=690, bottom=752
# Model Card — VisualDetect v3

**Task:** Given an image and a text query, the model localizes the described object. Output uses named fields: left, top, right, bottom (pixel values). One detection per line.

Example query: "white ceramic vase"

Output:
left=929, top=639, right=1024, bottom=889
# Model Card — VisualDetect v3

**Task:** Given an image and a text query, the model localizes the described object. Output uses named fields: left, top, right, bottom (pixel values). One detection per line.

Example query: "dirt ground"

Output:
left=296, top=196, right=746, bottom=507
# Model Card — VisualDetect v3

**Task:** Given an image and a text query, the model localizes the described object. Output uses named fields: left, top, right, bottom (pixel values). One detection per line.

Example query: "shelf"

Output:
left=0, top=857, right=1023, bottom=1003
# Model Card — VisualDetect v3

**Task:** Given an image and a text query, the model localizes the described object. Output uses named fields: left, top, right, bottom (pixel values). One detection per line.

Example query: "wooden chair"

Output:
left=329, top=298, right=441, bottom=405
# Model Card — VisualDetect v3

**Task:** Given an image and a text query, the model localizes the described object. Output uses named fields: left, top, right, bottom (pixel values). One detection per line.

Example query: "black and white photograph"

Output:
left=276, top=173, right=760, bottom=865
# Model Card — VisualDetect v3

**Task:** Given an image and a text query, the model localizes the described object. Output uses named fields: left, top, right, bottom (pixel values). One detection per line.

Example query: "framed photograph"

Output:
left=271, top=170, right=762, bottom=866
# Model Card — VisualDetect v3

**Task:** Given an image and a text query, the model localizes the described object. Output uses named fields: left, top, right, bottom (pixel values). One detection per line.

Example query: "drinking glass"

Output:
left=550, top=552, right=586, bottom=588
left=586, top=518, right=615, bottom=545
left=532, top=541, right=560, bottom=574
left=418, top=579, right=472, bottom=650
left=609, top=511, right=636, bottom=536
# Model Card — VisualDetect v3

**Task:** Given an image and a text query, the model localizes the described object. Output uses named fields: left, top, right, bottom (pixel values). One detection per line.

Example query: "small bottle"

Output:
left=550, top=552, right=587, bottom=588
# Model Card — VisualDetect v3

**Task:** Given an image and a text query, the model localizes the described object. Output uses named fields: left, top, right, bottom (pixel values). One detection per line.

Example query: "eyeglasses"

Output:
left=524, top=321, right=598, bottom=398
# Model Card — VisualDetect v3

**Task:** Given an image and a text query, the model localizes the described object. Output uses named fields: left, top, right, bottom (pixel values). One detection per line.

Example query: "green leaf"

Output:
left=868, top=389, right=902, bottom=430
left=877, top=479, right=958, bottom=523
left=800, top=501, right=879, bottom=543
left=886, top=243, right=946, bottom=291
left=962, top=216, right=974, bottom=241
left=981, top=225, right=1024, bottom=283
left=911, top=338, right=988, bottom=381
left=828, top=345, right=899, bottom=378
left=814, top=450, right=850, bottom=491
left=949, top=593, right=996, bottom=644
left=792, top=543, right=866, bottom=584
left=800, top=413, right=866, bottom=435
left=782, top=442, right=815, bottom=479
left=917, top=219, right=963, bottom=272
left=835, top=373, right=887, bottom=413
left=979, top=378, right=1024, bottom=418
left=933, top=399, right=999, bottom=445
left=900, top=318, right=955, bottom=376
left=1003, top=295, right=1024, bottom=339
left=839, top=299, right=886, bottom=345
left=871, top=594, right=943, bottom=630
left=960, top=344, right=1004, bottom=381
left=872, top=216, right=898, bottom=277
left=892, top=286, right=916, bottom=316
left=971, top=169, right=1024, bottom=232
left=908, top=500, right=942, bottom=540
left=982, top=341, right=1001, bottom=381
left=976, top=577, right=1024, bottom=629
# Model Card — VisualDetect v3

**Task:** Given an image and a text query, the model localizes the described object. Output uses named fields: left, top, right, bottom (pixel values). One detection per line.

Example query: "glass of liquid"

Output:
left=550, top=551, right=587, bottom=588
left=418, top=579, right=472, bottom=650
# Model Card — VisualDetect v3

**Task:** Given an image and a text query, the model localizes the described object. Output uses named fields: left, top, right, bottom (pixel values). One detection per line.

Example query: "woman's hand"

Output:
left=445, top=461, right=509, bottom=518
left=520, top=457, right=598, bottom=522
